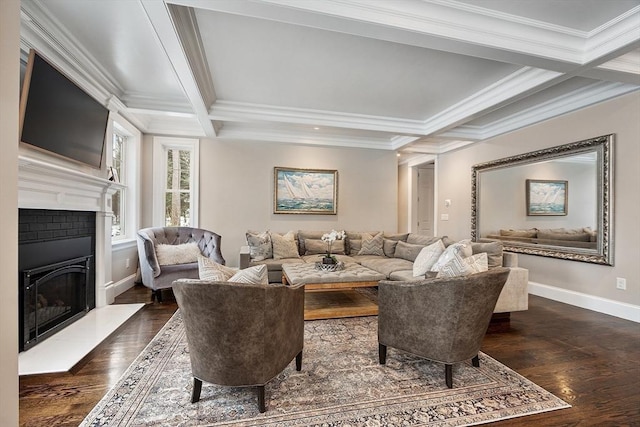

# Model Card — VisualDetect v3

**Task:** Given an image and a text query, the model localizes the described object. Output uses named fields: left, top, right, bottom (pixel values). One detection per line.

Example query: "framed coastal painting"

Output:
left=274, top=167, right=338, bottom=214
left=526, top=179, right=568, bottom=216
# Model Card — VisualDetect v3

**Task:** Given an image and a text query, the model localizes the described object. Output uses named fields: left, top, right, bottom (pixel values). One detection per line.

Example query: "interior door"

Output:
left=417, top=165, right=434, bottom=235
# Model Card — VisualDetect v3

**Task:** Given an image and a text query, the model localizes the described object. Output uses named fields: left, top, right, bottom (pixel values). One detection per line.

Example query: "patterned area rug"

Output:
left=81, top=312, right=569, bottom=426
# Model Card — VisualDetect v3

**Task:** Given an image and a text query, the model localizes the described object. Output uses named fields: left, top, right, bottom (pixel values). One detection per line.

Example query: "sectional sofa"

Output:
left=240, top=230, right=528, bottom=314
left=485, top=227, right=597, bottom=249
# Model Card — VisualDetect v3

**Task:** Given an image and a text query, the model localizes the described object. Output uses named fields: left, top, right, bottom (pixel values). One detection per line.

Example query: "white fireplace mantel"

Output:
left=18, top=154, right=122, bottom=307
left=18, top=155, right=122, bottom=212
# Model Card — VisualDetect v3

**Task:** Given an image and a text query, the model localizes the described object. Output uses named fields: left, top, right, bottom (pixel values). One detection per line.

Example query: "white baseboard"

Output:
left=112, top=273, right=138, bottom=298
left=528, top=282, right=640, bottom=323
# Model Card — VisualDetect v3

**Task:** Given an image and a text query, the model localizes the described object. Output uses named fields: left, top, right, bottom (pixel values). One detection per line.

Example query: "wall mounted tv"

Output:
left=19, top=50, right=109, bottom=169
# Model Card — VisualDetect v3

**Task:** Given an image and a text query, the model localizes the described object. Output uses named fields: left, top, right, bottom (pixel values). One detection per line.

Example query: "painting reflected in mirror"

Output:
left=472, top=134, right=613, bottom=265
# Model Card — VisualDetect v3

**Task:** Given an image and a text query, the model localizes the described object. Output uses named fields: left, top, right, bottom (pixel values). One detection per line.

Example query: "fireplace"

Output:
left=21, top=255, right=92, bottom=351
left=19, top=209, right=96, bottom=351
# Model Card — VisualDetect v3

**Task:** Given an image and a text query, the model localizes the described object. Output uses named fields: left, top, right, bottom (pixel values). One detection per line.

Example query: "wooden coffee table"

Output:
left=281, top=263, right=386, bottom=320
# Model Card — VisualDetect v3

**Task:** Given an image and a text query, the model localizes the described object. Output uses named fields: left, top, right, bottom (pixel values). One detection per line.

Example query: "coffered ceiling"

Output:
left=19, top=0, right=640, bottom=163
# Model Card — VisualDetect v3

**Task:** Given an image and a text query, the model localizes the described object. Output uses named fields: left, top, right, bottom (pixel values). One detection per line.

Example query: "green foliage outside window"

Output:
left=165, top=149, right=192, bottom=226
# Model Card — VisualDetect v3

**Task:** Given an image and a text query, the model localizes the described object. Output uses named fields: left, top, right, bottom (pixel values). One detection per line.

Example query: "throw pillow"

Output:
left=304, top=238, right=346, bottom=255
left=413, top=239, right=445, bottom=277
left=245, top=230, right=272, bottom=261
left=383, top=239, right=399, bottom=257
left=348, top=239, right=362, bottom=255
left=430, top=239, right=473, bottom=272
left=228, top=264, right=269, bottom=285
left=406, top=234, right=443, bottom=246
left=471, top=241, right=503, bottom=269
left=394, top=241, right=426, bottom=262
left=155, top=242, right=201, bottom=266
left=436, top=252, right=488, bottom=278
left=271, top=231, right=300, bottom=260
left=358, top=232, right=384, bottom=256
left=198, top=255, right=237, bottom=281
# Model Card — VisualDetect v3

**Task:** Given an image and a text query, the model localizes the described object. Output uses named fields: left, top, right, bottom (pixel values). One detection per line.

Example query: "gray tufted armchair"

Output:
left=378, top=267, right=511, bottom=388
left=136, top=226, right=225, bottom=302
left=172, top=279, right=304, bottom=413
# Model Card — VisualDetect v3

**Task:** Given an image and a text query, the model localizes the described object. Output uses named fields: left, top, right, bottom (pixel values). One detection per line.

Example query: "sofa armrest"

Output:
left=494, top=267, right=528, bottom=313
left=502, top=252, right=518, bottom=267
left=239, top=245, right=251, bottom=269
left=136, top=233, right=161, bottom=278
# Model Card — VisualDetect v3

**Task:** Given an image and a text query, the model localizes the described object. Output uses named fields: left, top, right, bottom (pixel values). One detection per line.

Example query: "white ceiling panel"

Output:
left=196, top=9, right=520, bottom=120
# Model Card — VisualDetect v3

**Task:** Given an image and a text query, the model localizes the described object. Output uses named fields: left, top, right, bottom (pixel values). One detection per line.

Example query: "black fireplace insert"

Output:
left=21, top=255, right=92, bottom=351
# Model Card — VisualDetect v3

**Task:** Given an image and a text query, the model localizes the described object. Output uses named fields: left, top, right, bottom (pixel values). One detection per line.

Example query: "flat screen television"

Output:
left=19, top=50, right=109, bottom=169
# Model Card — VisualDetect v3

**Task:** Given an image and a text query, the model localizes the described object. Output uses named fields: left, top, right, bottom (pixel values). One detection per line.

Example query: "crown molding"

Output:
left=584, top=6, right=640, bottom=64
left=596, top=50, right=640, bottom=74
left=216, top=125, right=393, bottom=150
left=258, top=0, right=585, bottom=62
left=143, top=117, right=207, bottom=138
left=404, top=154, right=437, bottom=167
left=390, top=136, right=421, bottom=149
left=444, top=81, right=639, bottom=141
left=210, top=101, right=426, bottom=134
left=121, top=92, right=194, bottom=114
left=412, top=67, right=562, bottom=144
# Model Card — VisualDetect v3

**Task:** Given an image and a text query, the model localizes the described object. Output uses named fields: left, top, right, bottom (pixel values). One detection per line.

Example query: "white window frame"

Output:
left=152, top=137, right=199, bottom=228
left=110, top=115, right=140, bottom=245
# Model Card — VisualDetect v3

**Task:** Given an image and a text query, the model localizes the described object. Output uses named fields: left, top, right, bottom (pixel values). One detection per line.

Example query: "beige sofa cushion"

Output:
left=394, top=241, right=426, bottom=262
left=471, top=241, right=503, bottom=269
left=305, top=238, right=346, bottom=255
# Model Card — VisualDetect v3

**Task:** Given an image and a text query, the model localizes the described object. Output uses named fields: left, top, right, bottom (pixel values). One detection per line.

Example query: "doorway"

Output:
left=416, top=164, right=434, bottom=236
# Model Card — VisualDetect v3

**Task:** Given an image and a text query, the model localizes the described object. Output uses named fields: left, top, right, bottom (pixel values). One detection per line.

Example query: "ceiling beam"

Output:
left=140, top=0, right=216, bottom=137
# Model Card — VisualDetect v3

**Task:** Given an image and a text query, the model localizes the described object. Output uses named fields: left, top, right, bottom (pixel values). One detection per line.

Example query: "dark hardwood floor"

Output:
left=19, top=286, right=640, bottom=426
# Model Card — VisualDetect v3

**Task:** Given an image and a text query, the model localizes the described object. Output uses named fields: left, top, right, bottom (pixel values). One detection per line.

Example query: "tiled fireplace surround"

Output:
left=18, top=154, right=119, bottom=311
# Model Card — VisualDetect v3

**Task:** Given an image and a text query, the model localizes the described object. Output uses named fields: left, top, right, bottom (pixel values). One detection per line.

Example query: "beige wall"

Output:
left=196, top=140, right=398, bottom=266
left=436, top=92, right=640, bottom=306
left=0, top=0, right=20, bottom=424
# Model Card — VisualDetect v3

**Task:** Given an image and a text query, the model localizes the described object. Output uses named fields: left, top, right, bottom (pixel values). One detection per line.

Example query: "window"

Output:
left=153, top=137, right=199, bottom=227
left=110, top=117, right=140, bottom=243
left=111, top=132, right=125, bottom=238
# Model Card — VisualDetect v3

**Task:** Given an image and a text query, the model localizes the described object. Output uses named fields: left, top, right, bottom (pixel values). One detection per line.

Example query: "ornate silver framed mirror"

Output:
left=471, top=134, right=614, bottom=265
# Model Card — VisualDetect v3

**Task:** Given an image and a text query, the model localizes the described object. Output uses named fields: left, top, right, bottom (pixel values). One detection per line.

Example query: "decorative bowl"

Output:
left=314, top=261, right=344, bottom=272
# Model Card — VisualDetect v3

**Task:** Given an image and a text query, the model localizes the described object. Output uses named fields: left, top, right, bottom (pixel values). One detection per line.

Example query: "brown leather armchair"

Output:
left=172, top=279, right=304, bottom=412
left=136, top=227, right=225, bottom=302
left=378, top=268, right=511, bottom=388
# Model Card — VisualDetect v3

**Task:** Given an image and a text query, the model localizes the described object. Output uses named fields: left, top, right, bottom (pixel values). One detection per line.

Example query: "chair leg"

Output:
left=151, top=289, right=163, bottom=303
left=295, top=350, right=303, bottom=371
left=191, top=378, right=202, bottom=403
left=445, top=364, right=453, bottom=388
left=472, top=354, right=480, bottom=368
left=257, top=385, right=266, bottom=413
left=379, top=343, right=387, bottom=364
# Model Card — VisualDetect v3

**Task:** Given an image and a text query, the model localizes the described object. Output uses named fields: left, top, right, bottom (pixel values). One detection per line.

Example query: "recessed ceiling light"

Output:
left=313, top=127, right=320, bottom=130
